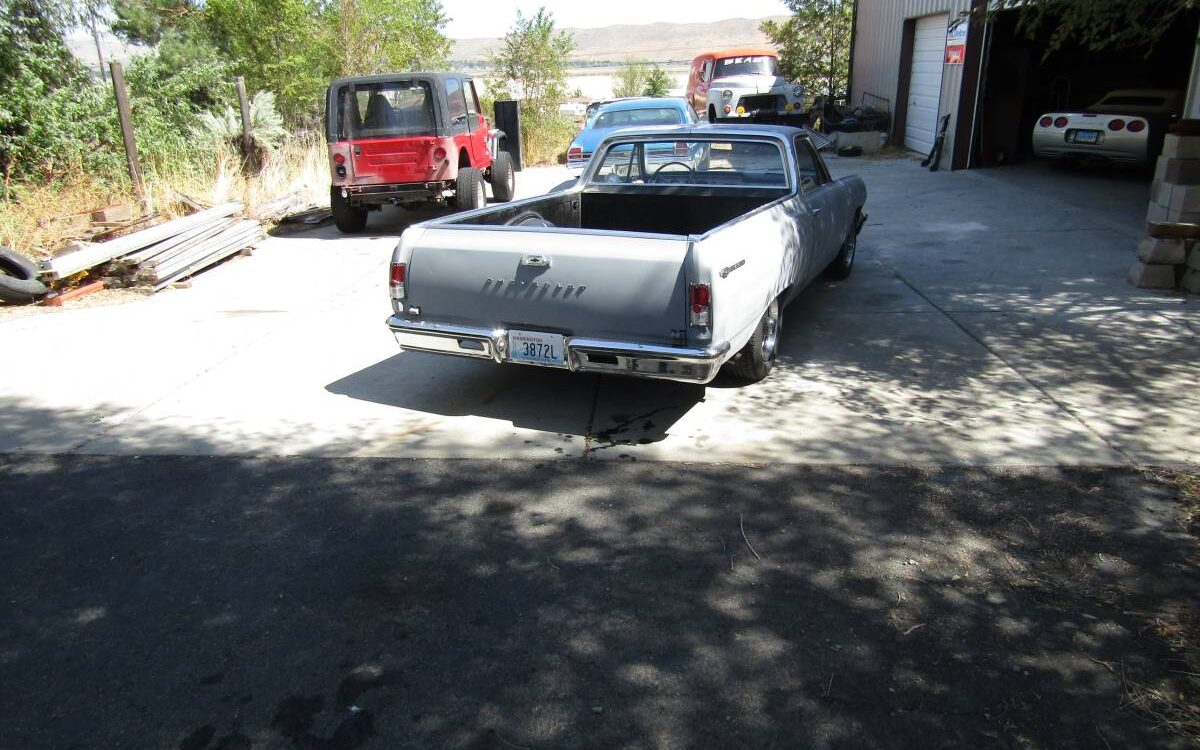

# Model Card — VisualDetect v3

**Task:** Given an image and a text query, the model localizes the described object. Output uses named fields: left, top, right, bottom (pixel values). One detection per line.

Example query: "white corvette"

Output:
left=1032, top=89, right=1183, bottom=165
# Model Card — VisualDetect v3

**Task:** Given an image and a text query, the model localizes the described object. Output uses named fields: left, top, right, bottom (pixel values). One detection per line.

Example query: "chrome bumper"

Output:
left=386, top=317, right=730, bottom=384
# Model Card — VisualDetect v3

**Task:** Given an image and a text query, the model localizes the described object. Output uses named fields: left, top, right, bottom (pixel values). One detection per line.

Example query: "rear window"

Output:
left=589, top=139, right=788, bottom=188
left=714, top=55, right=780, bottom=78
left=337, top=80, right=435, bottom=140
left=593, top=107, right=683, bottom=129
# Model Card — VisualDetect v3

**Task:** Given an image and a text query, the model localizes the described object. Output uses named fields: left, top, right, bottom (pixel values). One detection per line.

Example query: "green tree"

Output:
left=612, top=58, right=647, bottom=98
left=204, top=0, right=330, bottom=122
left=326, top=0, right=450, bottom=78
left=643, top=64, right=670, bottom=97
left=992, top=0, right=1194, bottom=57
left=760, top=0, right=853, bottom=101
left=486, top=7, right=575, bottom=164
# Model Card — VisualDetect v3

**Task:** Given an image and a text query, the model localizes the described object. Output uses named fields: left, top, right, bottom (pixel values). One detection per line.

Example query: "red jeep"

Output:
left=325, top=72, right=516, bottom=233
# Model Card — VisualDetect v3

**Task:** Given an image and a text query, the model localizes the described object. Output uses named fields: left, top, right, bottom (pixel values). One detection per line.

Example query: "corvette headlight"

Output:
left=722, top=89, right=733, bottom=102
left=792, top=84, right=803, bottom=98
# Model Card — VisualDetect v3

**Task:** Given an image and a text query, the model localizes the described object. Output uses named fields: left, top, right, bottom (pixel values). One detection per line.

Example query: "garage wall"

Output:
left=852, top=0, right=973, bottom=168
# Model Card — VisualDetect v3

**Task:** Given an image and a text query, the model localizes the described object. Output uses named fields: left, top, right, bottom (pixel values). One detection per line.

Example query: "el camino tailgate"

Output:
left=407, top=227, right=690, bottom=345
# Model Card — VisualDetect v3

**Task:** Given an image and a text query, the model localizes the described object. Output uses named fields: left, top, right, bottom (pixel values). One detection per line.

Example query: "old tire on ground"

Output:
left=489, top=151, right=516, bottom=202
left=331, top=187, right=367, bottom=233
left=727, top=298, right=780, bottom=383
left=0, top=246, right=49, bottom=304
left=825, top=212, right=859, bottom=280
left=455, top=167, right=486, bottom=211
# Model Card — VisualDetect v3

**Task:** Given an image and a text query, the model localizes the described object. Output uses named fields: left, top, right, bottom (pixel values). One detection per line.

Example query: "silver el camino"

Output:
left=386, top=124, right=867, bottom=384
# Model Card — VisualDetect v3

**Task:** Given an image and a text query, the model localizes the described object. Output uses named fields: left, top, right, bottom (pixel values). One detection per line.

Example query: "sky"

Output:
left=440, top=0, right=789, bottom=39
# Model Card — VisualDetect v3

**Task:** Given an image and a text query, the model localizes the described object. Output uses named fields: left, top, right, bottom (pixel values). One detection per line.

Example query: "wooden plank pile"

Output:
left=40, top=203, right=263, bottom=290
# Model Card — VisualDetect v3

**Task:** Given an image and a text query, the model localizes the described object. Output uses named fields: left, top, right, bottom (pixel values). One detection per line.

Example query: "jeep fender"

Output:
left=487, top=129, right=507, bottom=160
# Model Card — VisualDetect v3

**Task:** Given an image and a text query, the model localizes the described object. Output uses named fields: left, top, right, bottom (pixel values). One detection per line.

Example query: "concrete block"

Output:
left=1127, top=260, right=1178, bottom=289
left=91, top=204, right=132, bottom=223
left=835, top=131, right=882, bottom=154
left=1163, top=133, right=1200, bottom=160
left=1154, top=155, right=1200, bottom=185
left=1182, top=268, right=1200, bottom=294
left=1137, top=236, right=1187, bottom=264
left=1146, top=201, right=1200, bottom=225
left=1152, top=181, right=1200, bottom=212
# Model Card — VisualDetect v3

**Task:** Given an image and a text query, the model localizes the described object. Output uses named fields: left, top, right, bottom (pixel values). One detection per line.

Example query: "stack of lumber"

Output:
left=40, top=203, right=263, bottom=290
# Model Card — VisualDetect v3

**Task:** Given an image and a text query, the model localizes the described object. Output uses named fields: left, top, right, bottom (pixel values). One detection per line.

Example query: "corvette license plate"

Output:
left=508, top=329, right=567, bottom=367
left=1070, top=129, right=1101, bottom=144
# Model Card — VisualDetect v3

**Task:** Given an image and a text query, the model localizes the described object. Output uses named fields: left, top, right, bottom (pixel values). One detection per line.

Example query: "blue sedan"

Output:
left=566, top=98, right=699, bottom=172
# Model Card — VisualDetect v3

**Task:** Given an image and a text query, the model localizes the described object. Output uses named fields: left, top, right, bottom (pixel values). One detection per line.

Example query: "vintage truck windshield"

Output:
left=337, top=80, right=436, bottom=140
left=589, top=140, right=789, bottom=189
left=713, top=55, right=781, bottom=78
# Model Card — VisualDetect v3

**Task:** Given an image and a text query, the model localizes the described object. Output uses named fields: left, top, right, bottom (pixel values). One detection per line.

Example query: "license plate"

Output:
left=1070, top=130, right=1101, bottom=144
left=508, top=330, right=567, bottom=367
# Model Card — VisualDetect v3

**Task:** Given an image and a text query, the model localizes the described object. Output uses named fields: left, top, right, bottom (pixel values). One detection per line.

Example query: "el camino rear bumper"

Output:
left=386, top=317, right=730, bottom=384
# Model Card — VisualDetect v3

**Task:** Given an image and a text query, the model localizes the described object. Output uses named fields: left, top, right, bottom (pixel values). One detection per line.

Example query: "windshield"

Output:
left=589, top=139, right=788, bottom=188
left=592, top=107, right=683, bottom=130
left=337, top=80, right=435, bottom=140
left=713, top=55, right=780, bottom=78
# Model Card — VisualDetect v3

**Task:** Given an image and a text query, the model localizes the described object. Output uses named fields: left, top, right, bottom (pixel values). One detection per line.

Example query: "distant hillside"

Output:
left=452, top=16, right=787, bottom=66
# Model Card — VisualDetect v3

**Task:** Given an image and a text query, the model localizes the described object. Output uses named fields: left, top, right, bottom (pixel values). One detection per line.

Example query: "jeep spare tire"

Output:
left=490, top=151, right=515, bottom=202
left=455, top=167, right=486, bottom=211
left=0, top=246, right=49, bottom=304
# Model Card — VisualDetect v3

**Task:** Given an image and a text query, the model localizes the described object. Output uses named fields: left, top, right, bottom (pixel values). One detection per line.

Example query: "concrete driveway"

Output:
left=1, top=158, right=1196, bottom=465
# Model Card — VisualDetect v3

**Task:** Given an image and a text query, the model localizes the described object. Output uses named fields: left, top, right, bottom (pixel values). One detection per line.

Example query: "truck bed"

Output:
left=449, top=185, right=789, bottom=237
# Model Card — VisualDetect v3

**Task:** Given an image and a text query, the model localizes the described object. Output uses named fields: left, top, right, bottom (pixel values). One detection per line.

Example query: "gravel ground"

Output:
left=1, top=456, right=1197, bottom=750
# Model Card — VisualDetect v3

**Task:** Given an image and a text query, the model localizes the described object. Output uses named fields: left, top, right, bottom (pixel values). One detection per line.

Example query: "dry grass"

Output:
left=0, top=132, right=329, bottom=261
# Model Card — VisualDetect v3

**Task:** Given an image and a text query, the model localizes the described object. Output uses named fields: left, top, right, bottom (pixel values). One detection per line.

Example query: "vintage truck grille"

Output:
left=740, top=95, right=779, bottom=113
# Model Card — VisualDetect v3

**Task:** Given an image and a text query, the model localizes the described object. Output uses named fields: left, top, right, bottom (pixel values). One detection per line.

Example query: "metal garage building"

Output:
left=851, top=0, right=1200, bottom=170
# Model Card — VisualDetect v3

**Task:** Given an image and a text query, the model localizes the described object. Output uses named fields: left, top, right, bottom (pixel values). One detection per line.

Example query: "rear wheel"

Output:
left=455, top=167, right=486, bottom=211
left=824, top=212, right=859, bottom=280
left=726, top=299, right=781, bottom=383
left=331, top=187, right=367, bottom=233
left=489, top=151, right=515, bottom=202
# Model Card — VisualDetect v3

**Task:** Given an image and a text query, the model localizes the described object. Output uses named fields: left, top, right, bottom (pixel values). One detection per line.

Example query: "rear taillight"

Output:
left=433, top=146, right=447, bottom=161
left=390, top=262, right=406, bottom=300
left=689, top=283, right=710, bottom=327
left=1127, top=119, right=1146, bottom=133
left=1039, top=116, right=1053, bottom=128
left=1054, top=116, right=1069, bottom=128
left=1108, top=119, right=1125, bottom=131
left=333, top=153, right=345, bottom=164
left=568, top=146, right=583, bottom=160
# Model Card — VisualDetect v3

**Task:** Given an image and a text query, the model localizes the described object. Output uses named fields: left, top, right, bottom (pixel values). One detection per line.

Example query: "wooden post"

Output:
left=235, top=76, right=257, bottom=172
left=109, top=62, right=144, bottom=207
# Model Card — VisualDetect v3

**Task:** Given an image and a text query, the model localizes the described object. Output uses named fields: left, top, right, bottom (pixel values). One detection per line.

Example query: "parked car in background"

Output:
left=566, top=98, right=699, bottom=172
left=1032, top=89, right=1184, bottom=166
left=686, top=49, right=805, bottom=123
left=387, top=124, right=867, bottom=384
left=325, top=72, right=516, bottom=233
left=580, top=97, right=651, bottom=129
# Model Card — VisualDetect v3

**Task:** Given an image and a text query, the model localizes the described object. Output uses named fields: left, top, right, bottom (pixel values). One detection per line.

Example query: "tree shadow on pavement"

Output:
left=1, top=448, right=1197, bottom=749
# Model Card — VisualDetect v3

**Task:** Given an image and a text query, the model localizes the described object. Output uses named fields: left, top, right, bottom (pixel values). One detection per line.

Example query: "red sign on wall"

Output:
left=945, top=16, right=968, bottom=65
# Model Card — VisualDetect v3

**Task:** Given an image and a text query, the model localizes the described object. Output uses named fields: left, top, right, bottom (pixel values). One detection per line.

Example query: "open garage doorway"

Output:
left=974, top=7, right=1198, bottom=170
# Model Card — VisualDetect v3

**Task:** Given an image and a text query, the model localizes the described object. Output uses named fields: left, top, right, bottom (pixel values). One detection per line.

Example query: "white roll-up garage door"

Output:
left=905, top=14, right=947, bottom=156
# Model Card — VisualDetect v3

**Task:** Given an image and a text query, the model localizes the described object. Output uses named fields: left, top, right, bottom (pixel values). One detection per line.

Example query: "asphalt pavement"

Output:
left=1, top=456, right=1196, bottom=749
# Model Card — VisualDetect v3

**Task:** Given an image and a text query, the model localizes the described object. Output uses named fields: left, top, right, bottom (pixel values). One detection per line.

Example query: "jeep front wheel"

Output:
left=455, top=167, right=486, bottom=211
left=331, top=187, right=367, bottom=233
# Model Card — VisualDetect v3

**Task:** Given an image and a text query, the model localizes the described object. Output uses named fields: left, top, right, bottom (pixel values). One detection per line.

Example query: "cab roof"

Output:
left=327, top=72, right=475, bottom=89
left=693, top=48, right=778, bottom=61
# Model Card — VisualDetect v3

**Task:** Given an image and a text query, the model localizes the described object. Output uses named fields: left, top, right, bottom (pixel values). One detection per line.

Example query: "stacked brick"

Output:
left=1130, top=130, right=1200, bottom=293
